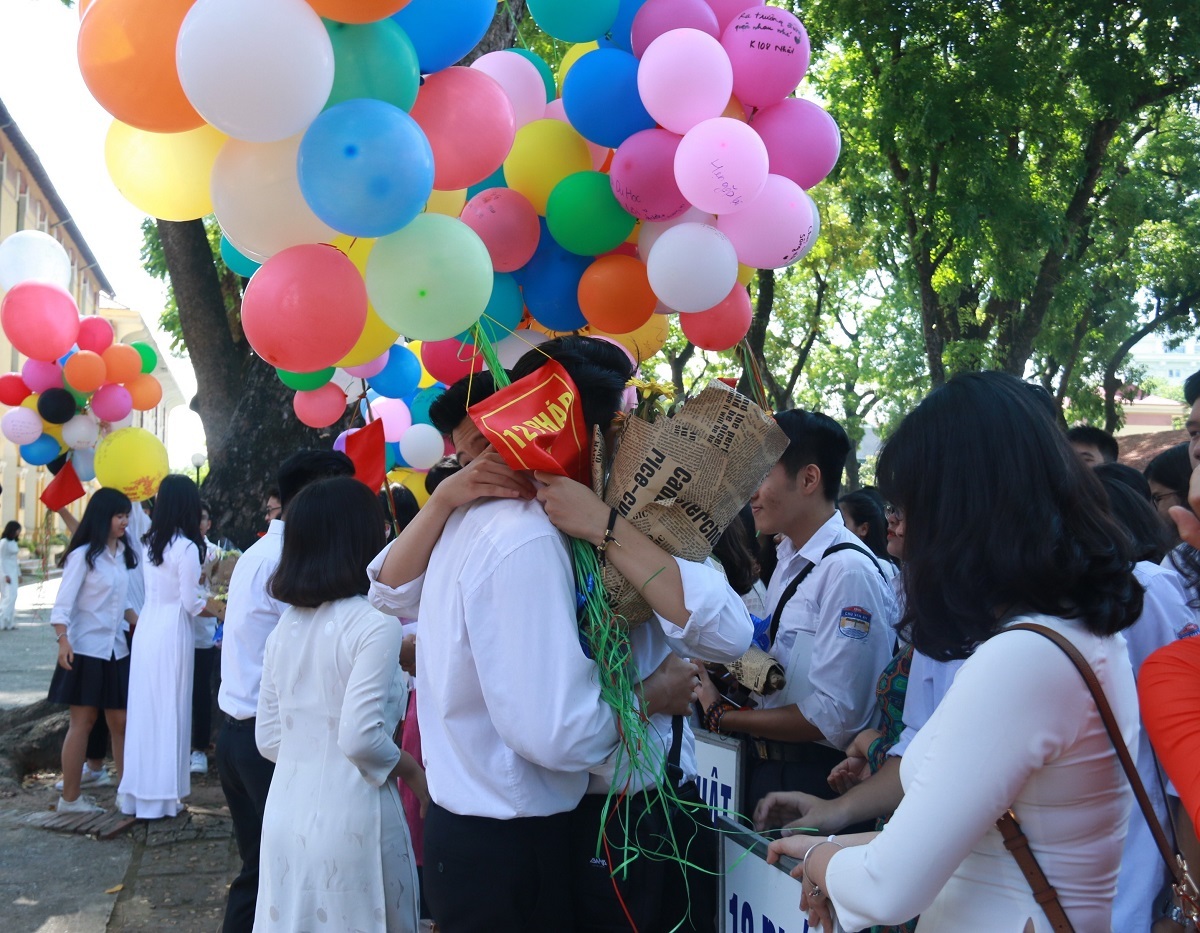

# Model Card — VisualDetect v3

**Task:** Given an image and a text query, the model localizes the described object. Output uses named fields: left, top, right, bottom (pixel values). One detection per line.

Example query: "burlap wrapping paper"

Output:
left=727, top=645, right=787, bottom=695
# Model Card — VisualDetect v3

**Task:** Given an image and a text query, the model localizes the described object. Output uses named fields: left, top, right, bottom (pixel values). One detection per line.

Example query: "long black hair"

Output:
left=711, top=504, right=762, bottom=596
left=143, top=474, right=205, bottom=568
left=876, top=371, right=1141, bottom=661
left=839, top=489, right=895, bottom=564
left=1095, top=464, right=1171, bottom=564
left=59, top=487, right=137, bottom=571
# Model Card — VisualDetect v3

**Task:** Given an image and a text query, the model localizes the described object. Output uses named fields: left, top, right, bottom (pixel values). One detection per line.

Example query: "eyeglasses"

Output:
left=1152, top=492, right=1182, bottom=506
left=264, top=505, right=282, bottom=519
left=885, top=504, right=904, bottom=520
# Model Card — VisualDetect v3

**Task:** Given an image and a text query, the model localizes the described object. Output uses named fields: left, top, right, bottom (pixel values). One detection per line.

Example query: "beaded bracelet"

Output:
left=704, top=700, right=733, bottom=734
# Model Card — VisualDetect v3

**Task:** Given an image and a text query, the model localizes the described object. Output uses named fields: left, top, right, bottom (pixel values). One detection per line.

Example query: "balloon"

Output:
left=293, top=384, right=348, bottom=428
left=211, top=136, right=338, bottom=263
left=101, top=344, right=143, bottom=384
left=365, top=214, right=494, bottom=342
left=637, top=29, right=732, bottom=135
left=503, top=119, right=593, bottom=215
left=592, top=313, right=670, bottom=363
left=510, top=48, right=557, bottom=103
left=220, top=236, right=262, bottom=278
left=76, top=0, right=202, bottom=133
left=646, top=222, right=737, bottom=312
left=324, top=19, right=420, bottom=113
left=310, top=0, right=411, bottom=25
left=543, top=99, right=611, bottom=171
left=336, top=309, right=400, bottom=369
left=457, top=273, right=525, bottom=346
left=332, top=428, right=353, bottom=453
left=409, top=385, right=444, bottom=425
left=1, top=282, right=80, bottom=362
left=104, top=120, right=225, bottom=221
left=91, top=384, right=134, bottom=423
left=330, top=369, right=365, bottom=399
left=67, top=350, right=109, bottom=394
left=177, top=0, right=334, bottom=143
left=471, top=51, right=548, bottom=130
left=370, top=397, right=414, bottom=443
left=460, top=188, right=542, bottom=273
left=389, top=466, right=430, bottom=506
left=76, top=316, right=115, bottom=354
left=367, top=345, right=423, bottom=399
left=410, top=68, right=517, bottom=191
left=277, top=367, right=335, bottom=391
left=37, top=388, right=77, bottom=425
left=425, top=189, right=468, bottom=217
left=797, top=191, right=822, bottom=262
left=609, top=129, right=689, bottom=223
left=0, top=373, right=31, bottom=406
left=126, top=374, right=164, bottom=411
left=0, top=230, right=72, bottom=291
left=399, top=422, right=445, bottom=470
left=94, top=427, right=169, bottom=501
left=706, top=0, right=764, bottom=31
left=22, top=360, right=64, bottom=394
left=62, top=414, right=100, bottom=450
left=546, top=171, right=637, bottom=256
left=78, top=0, right=97, bottom=19
left=2, top=408, right=44, bottom=445
left=680, top=283, right=752, bottom=350
left=298, top=99, right=434, bottom=237
left=528, top=0, right=619, bottom=41
left=674, top=117, right=769, bottom=213
left=598, top=0, right=649, bottom=52
left=717, top=174, right=817, bottom=268
left=494, top=329, right=550, bottom=369
left=721, top=7, right=810, bottom=109
left=21, top=434, right=62, bottom=467
left=132, top=342, right=158, bottom=374
left=407, top=342, right=438, bottom=388
left=750, top=98, right=841, bottom=190
left=737, top=262, right=755, bottom=286
left=390, top=0, right=495, bottom=73
left=637, top=204, right=715, bottom=258
left=578, top=255, right=657, bottom=333
left=557, top=42, right=599, bottom=92
left=632, top=0, right=720, bottom=57
left=562, top=49, right=654, bottom=149
left=72, top=447, right=97, bottom=482
left=420, top=338, right=484, bottom=385
left=518, top=221, right=590, bottom=331
left=345, top=353, right=390, bottom=380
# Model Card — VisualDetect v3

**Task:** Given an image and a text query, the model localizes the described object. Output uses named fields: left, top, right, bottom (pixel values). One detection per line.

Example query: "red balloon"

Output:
left=680, top=284, right=752, bottom=351
left=410, top=68, right=517, bottom=190
left=0, top=282, right=80, bottom=362
left=460, top=188, right=541, bottom=272
left=241, top=244, right=368, bottom=372
left=0, top=373, right=31, bottom=406
left=293, top=383, right=348, bottom=429
left=420, top=338, right=484, bottom=385
left=77, top=316, right=115, bottom=353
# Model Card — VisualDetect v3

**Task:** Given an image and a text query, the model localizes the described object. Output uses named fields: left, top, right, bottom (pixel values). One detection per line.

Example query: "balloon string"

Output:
left=737, top=338, right=771, bottom=411
left=500, top=0, right=530, bottom=50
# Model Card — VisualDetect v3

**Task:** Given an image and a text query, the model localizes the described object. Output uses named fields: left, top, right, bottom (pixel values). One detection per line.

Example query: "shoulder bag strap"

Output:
left=995, top=809, right=1075, bottom=932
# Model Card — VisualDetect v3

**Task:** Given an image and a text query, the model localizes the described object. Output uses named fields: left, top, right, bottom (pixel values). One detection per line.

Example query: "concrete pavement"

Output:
left=0, top=575, right=64, bottom=710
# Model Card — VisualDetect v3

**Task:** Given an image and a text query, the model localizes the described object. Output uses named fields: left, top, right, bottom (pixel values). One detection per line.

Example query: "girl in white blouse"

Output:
left=48, top=488, right=139, bottom=813
left=0, top=520, right=20, bottom=629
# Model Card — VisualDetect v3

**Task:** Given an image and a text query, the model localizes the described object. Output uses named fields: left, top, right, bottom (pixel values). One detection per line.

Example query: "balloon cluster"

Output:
left=0, top=231, right=168, bottom=498
left=78, top=0, right=838, bottom=447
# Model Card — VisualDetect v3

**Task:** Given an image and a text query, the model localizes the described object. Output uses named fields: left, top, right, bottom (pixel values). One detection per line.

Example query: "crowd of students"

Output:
left=43, top=341, right=1200, bottom=932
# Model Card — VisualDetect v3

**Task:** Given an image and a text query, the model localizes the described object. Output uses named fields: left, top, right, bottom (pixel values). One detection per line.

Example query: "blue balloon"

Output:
left=466, top=164, right=507, bottom=200
left=21, top=434, right=61, bottom=466
left=220, top=235, right=261, bottom=278
left=563, top=48, right=655, bottom=149
left=298, top=99, right=434, bottom=238
left=57, top=347, right=77, bottom=366
left=409, top=385, right=445, bottom=426
left=518, top=220, right=589, bottom=332
left=596, top=0, right=647, bottom=52
left=368, top=345, right=424, bottom=400
left=391, top=0, right=495, bottom=74
left=457, top=274, right=524, bottom=346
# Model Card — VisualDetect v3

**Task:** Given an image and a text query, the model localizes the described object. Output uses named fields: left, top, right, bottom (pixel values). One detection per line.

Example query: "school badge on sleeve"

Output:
left=838, top=606, right=872, bottom=639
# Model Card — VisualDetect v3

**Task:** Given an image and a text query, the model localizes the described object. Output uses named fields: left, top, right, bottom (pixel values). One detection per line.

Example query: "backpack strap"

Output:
left=767, top=541, right=889, bottom=645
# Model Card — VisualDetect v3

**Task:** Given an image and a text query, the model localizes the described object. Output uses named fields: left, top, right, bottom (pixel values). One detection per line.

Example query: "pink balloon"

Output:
left=368, top=397, right=414, bottom=443
left=460, top=189, right=541, bottom=273
left=674, top=117, right=769, bottom=214
left=344, top=351, right=390, bottom=379
left=751, top=98, right=841, bottom=190
left=420, top=337, right=484, bottom=385
left=717, top=174, right=816, bottom=268
left=680, top=284, right=752, bottom=350
left=470, top=51, right=547, bottom=129
left=410, top=68, right=517, bottom=191
left=241, top=244, right=367, bottom=372
left=720, top=7, right=811, bottom=109
left=632, top=0, right=720, bottom=58
left=637, top=205, right=715, bottom=260
left=1, top=408, right=44, bottom=445
left=1, top=282, right=80, bottom=362
left=609, top=129, right=689, bottom=223
left=77, top=316, right=115, bottom=354
left=637, top=29, right=733, bottom=136
left=91, top=384, right=133, bottom=422
left=545, top=99, right=609, bottom=171
left=294, top=384, right=347, bottom=429
left=22, top=359, right=64, bottom=393
left=705, top=0, right=764, bottom=32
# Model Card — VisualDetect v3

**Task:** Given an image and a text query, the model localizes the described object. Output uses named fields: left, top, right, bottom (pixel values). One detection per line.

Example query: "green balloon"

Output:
left=511, top=48, right=556, bottom=103
left=132, top=341, right=158, bottom=374
left=277, top=367, right=335, bottom=391
left=365, top=214, right=494, bottom=342
left=65, top=385, right=89, bottom=409
left=324, top=18, right=421, bottom=113
left=546, top=171, right=636, bottom=257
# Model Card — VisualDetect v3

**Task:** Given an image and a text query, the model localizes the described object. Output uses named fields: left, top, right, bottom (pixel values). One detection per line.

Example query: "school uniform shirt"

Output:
left=50, top=544, right=133, bottom=661
left=761, top=511, right=899, bottom=750
left=192, top=537, right=221, bottom=650
left=126, top=503, right=150, bottom=616
left=218, top=520, right=286, bottom=721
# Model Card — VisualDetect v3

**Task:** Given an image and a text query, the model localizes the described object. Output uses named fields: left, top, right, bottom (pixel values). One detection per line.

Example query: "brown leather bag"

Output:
left=995, top=622, right=1200, bottom=932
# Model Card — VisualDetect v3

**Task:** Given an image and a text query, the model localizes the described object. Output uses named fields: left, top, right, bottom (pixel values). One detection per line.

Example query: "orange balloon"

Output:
left=78, top=0, right=204, bottom=133
left=578, top=255, right=657, bottom=334
left=102, top=344, right=143, bottom=384
left=63, top=350, right=107, bottom=393
left=78, top=0, right=97, bottom=19
left=126, top=373, right=163, bottom=411
left=306, top=0, right=412, bottom=23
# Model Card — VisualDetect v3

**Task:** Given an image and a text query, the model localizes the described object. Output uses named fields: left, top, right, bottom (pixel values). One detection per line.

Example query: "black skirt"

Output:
left=47, top=652, right=130, bottom=709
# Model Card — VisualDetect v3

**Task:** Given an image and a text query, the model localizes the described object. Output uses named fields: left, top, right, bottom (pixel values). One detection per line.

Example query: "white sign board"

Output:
left=695, top=730, right=743, bottom=824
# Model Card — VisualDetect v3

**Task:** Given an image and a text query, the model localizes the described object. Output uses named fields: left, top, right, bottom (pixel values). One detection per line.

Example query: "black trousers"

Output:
left=215, top=716, right=275, bottom=933
left=424, top=802, right=575, bottom=933
left=191, top=647, right=216, bottom=750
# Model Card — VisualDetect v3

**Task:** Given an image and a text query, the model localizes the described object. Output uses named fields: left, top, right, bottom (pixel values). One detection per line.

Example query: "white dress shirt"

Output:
left=126, top=503, right=150, bottom=616
left=50, top=544, right=132, bottom=661
left=218, top=520, right=286, bottom=720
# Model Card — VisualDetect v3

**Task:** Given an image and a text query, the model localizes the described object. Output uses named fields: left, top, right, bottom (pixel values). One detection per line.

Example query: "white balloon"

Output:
left=177, top=0, right=334, bottom=143
left=0, top=230, right=71, bottom=291
left=646, top=223, right=737, bottom=313
left=399, top=423, right=445, bottom=471
left=329, top=369, right=364, bottom=402
left=493, top=330, right=549, bottom=370
left=1, top=408, right=44, bottom=445
left=637, top=206, right=715, bottom=262
left=61, top=413, right=100, bottom=450
left=72, top=447, right=96, bottom=483
left=107, top=411, right=135, bottom=431
left=471, top=52, right=547, bottom=130
left=211, top=136, right=337, bottom=263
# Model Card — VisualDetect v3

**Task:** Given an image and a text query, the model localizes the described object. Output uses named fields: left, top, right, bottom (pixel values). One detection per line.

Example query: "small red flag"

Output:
left=346, top=417, right=387, bottom=492
left=40, top=460, right=85, bottom=511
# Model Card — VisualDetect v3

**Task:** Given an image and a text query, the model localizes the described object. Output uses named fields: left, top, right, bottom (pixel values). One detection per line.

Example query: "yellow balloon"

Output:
left=93, top=427, right=169, bottom=502
left=721, top=95, right=749, bottom=123
left=557, top=42, right=598, bottom=93
left=737, top=263, right=755, bottom=286
left=406, top=341, right=437, bottom=388
left=626, top=219, right=642, bottom=245
left=43, top=421, right=64, bottom=444
left=592, top=314, right=670, bottom=363
left=388, top=467, right=430, bottom=508
left=425, top=188, right=467, bottom=217
left=336, top=309, right=399, bottom=368
left=20, top=395, right=38, bottom=411
left=503, top=119, right=592, bottom=215
left=331, top=235, right=377, bottom=276
left=104, top=120, right=227, bottom=221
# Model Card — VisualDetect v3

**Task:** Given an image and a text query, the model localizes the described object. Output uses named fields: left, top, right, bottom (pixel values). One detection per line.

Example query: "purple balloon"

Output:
left=610, top=129, right=690, bottom=223
left=333, top=428, right=354, bottom=454
left=720, top=7, right=810, bottom=108
left=631, top=0, right=719, bottom=58
left=750, top=98, right=841, bottom=190
left=22, top=359, right=63, bottom=393
left=345, top=352, right=390, bottom=379
left=705, top=0, right=763, bottom=32
left=91, top=384, right=133, bottom=422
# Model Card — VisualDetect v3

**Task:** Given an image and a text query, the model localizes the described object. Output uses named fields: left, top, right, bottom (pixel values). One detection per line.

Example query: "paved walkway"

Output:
left=0, top=575, right=65, bottom=709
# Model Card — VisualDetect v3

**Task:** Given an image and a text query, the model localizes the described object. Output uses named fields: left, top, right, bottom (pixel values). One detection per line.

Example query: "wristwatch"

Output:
left=1163, top=900, right=1191, bottom=927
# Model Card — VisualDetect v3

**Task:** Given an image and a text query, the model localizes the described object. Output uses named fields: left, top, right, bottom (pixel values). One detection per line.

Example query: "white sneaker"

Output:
left=189, top=750, right=208, bottom=775
left=57, top=794, right=104, bottom=814
left=54, top=765, right=109, bottom=791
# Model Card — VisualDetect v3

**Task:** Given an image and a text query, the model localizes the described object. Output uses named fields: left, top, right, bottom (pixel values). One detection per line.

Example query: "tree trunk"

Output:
left=463, top=1, right=528, bottom=62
